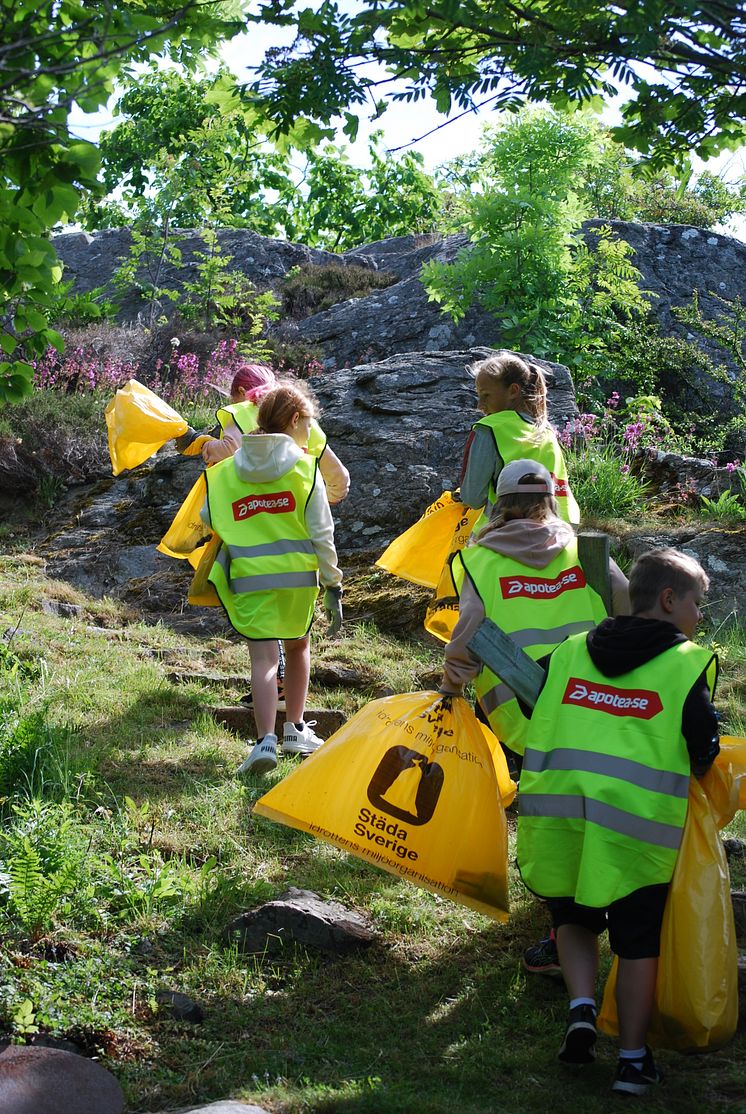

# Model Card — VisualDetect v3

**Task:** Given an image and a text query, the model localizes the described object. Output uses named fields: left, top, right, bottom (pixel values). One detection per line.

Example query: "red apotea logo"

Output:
left=500, top=565, right=586, bottom=599
left=232, top=490, right=295, bottom=520
left=562, top=677, right=663, bottom=719
left=551, top=473, right=570, bottom=497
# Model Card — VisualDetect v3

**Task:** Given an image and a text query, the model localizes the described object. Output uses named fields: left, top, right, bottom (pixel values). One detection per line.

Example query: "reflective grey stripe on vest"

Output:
left=214, top=548, right=317, bottom=593
left=227, top=539, right=315, bottom=560
left=510, top=620, right=595, bottom=651
left=480, top=681, right=516, bottom=715
left=522, top=747, right=689, bottom=799
left=230, top=571, right=318, bottom=593
left=520, top=794, right=683, bottom=850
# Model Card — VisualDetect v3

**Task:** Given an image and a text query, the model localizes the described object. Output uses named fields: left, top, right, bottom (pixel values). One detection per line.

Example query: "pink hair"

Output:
left=230, top=363, right=277, bottom=403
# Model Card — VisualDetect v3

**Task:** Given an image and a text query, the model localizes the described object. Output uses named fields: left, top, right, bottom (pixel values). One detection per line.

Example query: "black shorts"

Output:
left=545, top=883, right=669, bottom=960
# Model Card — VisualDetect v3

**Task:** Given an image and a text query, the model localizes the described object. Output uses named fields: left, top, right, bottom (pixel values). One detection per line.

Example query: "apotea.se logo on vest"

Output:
left=500, top=565, right=586, bottom=600
left=562, top=677, right=663, bottom=719
left=232, top=490, right=296, bottom=521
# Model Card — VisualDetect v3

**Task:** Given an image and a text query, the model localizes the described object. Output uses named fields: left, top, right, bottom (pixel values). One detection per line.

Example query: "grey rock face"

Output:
left=229, top=886, right=376, bottom=956
left=310, top=347, right=577, bottom=549
left=0, top=1045, right=124, bottom=1114
left=51, top=223, right=746, bottom=405
left=171, top=1104, right=270, bottom=1114
left=53, top=228, right=350, bottom=324
left=621, top=526, right=746, bottom=623
left=583, top=219, right=746, bottom=405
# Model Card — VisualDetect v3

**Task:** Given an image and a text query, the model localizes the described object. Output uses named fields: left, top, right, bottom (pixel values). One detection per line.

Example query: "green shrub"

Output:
left=566, top=443, right=648, bottom=519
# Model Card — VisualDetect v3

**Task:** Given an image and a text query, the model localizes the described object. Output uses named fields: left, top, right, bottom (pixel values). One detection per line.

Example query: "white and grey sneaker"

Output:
left=237, top=733, right=278, bottom=776
left=282, top=720, right=324, bottom=756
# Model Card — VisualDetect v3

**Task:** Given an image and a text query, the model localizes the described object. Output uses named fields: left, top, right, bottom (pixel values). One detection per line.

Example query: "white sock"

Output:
left=619, top=1046, right=646, bottom=1068
left=569, top=997, right=596, bottom=1012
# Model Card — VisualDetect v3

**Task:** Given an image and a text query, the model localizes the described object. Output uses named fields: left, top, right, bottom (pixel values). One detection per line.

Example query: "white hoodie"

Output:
left=201, top=433, right=343, bottom=589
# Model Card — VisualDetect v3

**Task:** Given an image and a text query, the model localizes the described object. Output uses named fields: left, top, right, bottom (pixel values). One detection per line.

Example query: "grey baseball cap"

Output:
left=495, top=458, right=555, bottom=497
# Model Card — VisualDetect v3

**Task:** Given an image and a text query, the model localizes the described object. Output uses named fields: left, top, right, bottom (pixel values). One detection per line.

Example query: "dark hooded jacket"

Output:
left=527, top=615, right=719, bottom=775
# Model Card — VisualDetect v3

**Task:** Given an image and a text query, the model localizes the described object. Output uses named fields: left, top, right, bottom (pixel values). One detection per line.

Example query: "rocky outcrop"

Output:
left=52, top=222, right=746, bottom=399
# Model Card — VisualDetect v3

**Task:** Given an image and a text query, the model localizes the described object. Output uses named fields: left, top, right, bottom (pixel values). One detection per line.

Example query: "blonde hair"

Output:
left=256, top=379, right=320, bottom=434
left=469, top=352, right=548, bottom=428
left=629, top=548, right=709, bottom=613
left=491, top=472, right=558, bottom=526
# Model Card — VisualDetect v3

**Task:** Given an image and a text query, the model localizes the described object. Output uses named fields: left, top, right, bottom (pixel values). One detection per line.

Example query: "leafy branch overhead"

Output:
left=248, top=0, right=746, bottom=166
left=0, top=0, right=246, bottom=405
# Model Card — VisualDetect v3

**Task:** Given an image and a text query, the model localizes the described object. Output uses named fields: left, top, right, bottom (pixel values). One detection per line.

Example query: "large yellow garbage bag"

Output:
left=716, top=735, right=746, bottom=808
left=598, top=763, right=738, bottom=1052
left=376, top=492, right=481, bottom=589
left=105, top=380, right=189, bottom=475
left=157, top=474, right=212, bottom=566
left=187, top=532, right=222, bottom=607
left=255, top=692, right=512, bottom=920
left=424, top=554, right=462, bottom=644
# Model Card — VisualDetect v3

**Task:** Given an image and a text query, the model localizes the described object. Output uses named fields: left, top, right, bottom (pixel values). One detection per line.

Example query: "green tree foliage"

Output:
left=422, top=109, right=650, bottom=366
left=0, top=0, right=246, bottom=406
left=248, top=0, right=746, bottom=167
left=579, top=144, right=746, bottom=228
left=90, top=67, right=442, bottom=250
left=83, top=67, right=298, bottom=234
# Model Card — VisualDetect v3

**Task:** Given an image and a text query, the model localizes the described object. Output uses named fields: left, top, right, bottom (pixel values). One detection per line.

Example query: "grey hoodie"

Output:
left=441, top=516, right=629, bottom=692
left=201, top=433, right=343, bottom=588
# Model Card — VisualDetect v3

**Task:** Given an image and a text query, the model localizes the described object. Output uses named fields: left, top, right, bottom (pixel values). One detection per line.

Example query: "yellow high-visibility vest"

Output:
left=453, top=539, right=607, bottom=752
left=518, top=632, right=717, bottom=907
left=472, top=411, right=579, bottom=531
left=217, top=400, right=327, bottom=458
left=206, top=453, right=319, bottom=639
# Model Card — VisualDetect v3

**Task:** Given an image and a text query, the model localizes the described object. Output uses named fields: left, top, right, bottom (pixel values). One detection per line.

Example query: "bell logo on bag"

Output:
left=367, top=747, right=444, bottom=826
left=254, top=691, right=515, bottom=920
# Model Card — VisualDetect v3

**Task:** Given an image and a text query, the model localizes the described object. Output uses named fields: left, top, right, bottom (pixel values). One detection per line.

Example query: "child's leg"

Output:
left=556, top=923, right=600, bottom=999
left=548, top=899, right=605, bottom=1065
left=608, top=883, right=668, bottom=1055
left=248, top=640, right=280, bottom=738
left=616, top=957, right=658, bottom=1049
left=283, top=635, right=311, bottom=725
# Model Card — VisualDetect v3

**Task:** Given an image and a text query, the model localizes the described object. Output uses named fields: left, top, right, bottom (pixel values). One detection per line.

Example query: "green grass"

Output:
left=0, top=554, right=745, bottom=1113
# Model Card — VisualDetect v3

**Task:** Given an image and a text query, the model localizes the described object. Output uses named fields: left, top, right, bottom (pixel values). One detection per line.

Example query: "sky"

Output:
left=68, top=13, right=746, bottom=231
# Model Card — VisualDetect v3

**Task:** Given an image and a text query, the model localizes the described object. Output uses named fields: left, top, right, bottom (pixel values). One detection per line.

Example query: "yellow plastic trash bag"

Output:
left=598, top=765, right=738, bottom=1052
left=424, top=554, right=461, bottom=644
left=376, top=492, right=481, bottom=589
left=255, top=692, right=511, bottom=920
left=188, top=533, right=222, bottom=607
left=157, top=474, right=211, bottom=565
left=105, top=379, right=189, bottom=475
left=716, top=735, right=746, bottom=810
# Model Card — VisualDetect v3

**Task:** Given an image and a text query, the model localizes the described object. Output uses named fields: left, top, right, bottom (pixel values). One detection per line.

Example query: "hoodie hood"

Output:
left=586, top=615, right=687, bottom=677
left=471, top=516, right=575, bottom=569
left=233, top=432, right=304, bottom=484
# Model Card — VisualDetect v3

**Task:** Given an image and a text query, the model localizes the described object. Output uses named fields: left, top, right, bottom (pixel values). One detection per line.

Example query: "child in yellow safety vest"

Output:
left=201, top=380, right=344, bottom=776
left=199, top=363, right=350, bottom=504
left=517, top=548, right=719, bottom=1095
left=460, top=352, right=579, bottom=531
left=439, top=459, right=629, bottom=776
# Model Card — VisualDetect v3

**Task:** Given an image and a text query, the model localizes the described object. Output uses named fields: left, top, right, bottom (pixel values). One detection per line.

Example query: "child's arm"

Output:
left=440, top=579, right=486, bottom=694
left=682, top=671, right=720, bottom=776
left=318, top=446, right=350, bottom=504
left=202, top=421, right=242, bottom=464
left=306, top=477, right=343, bottom=589
left=460, top=426, right=501, bottom=508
